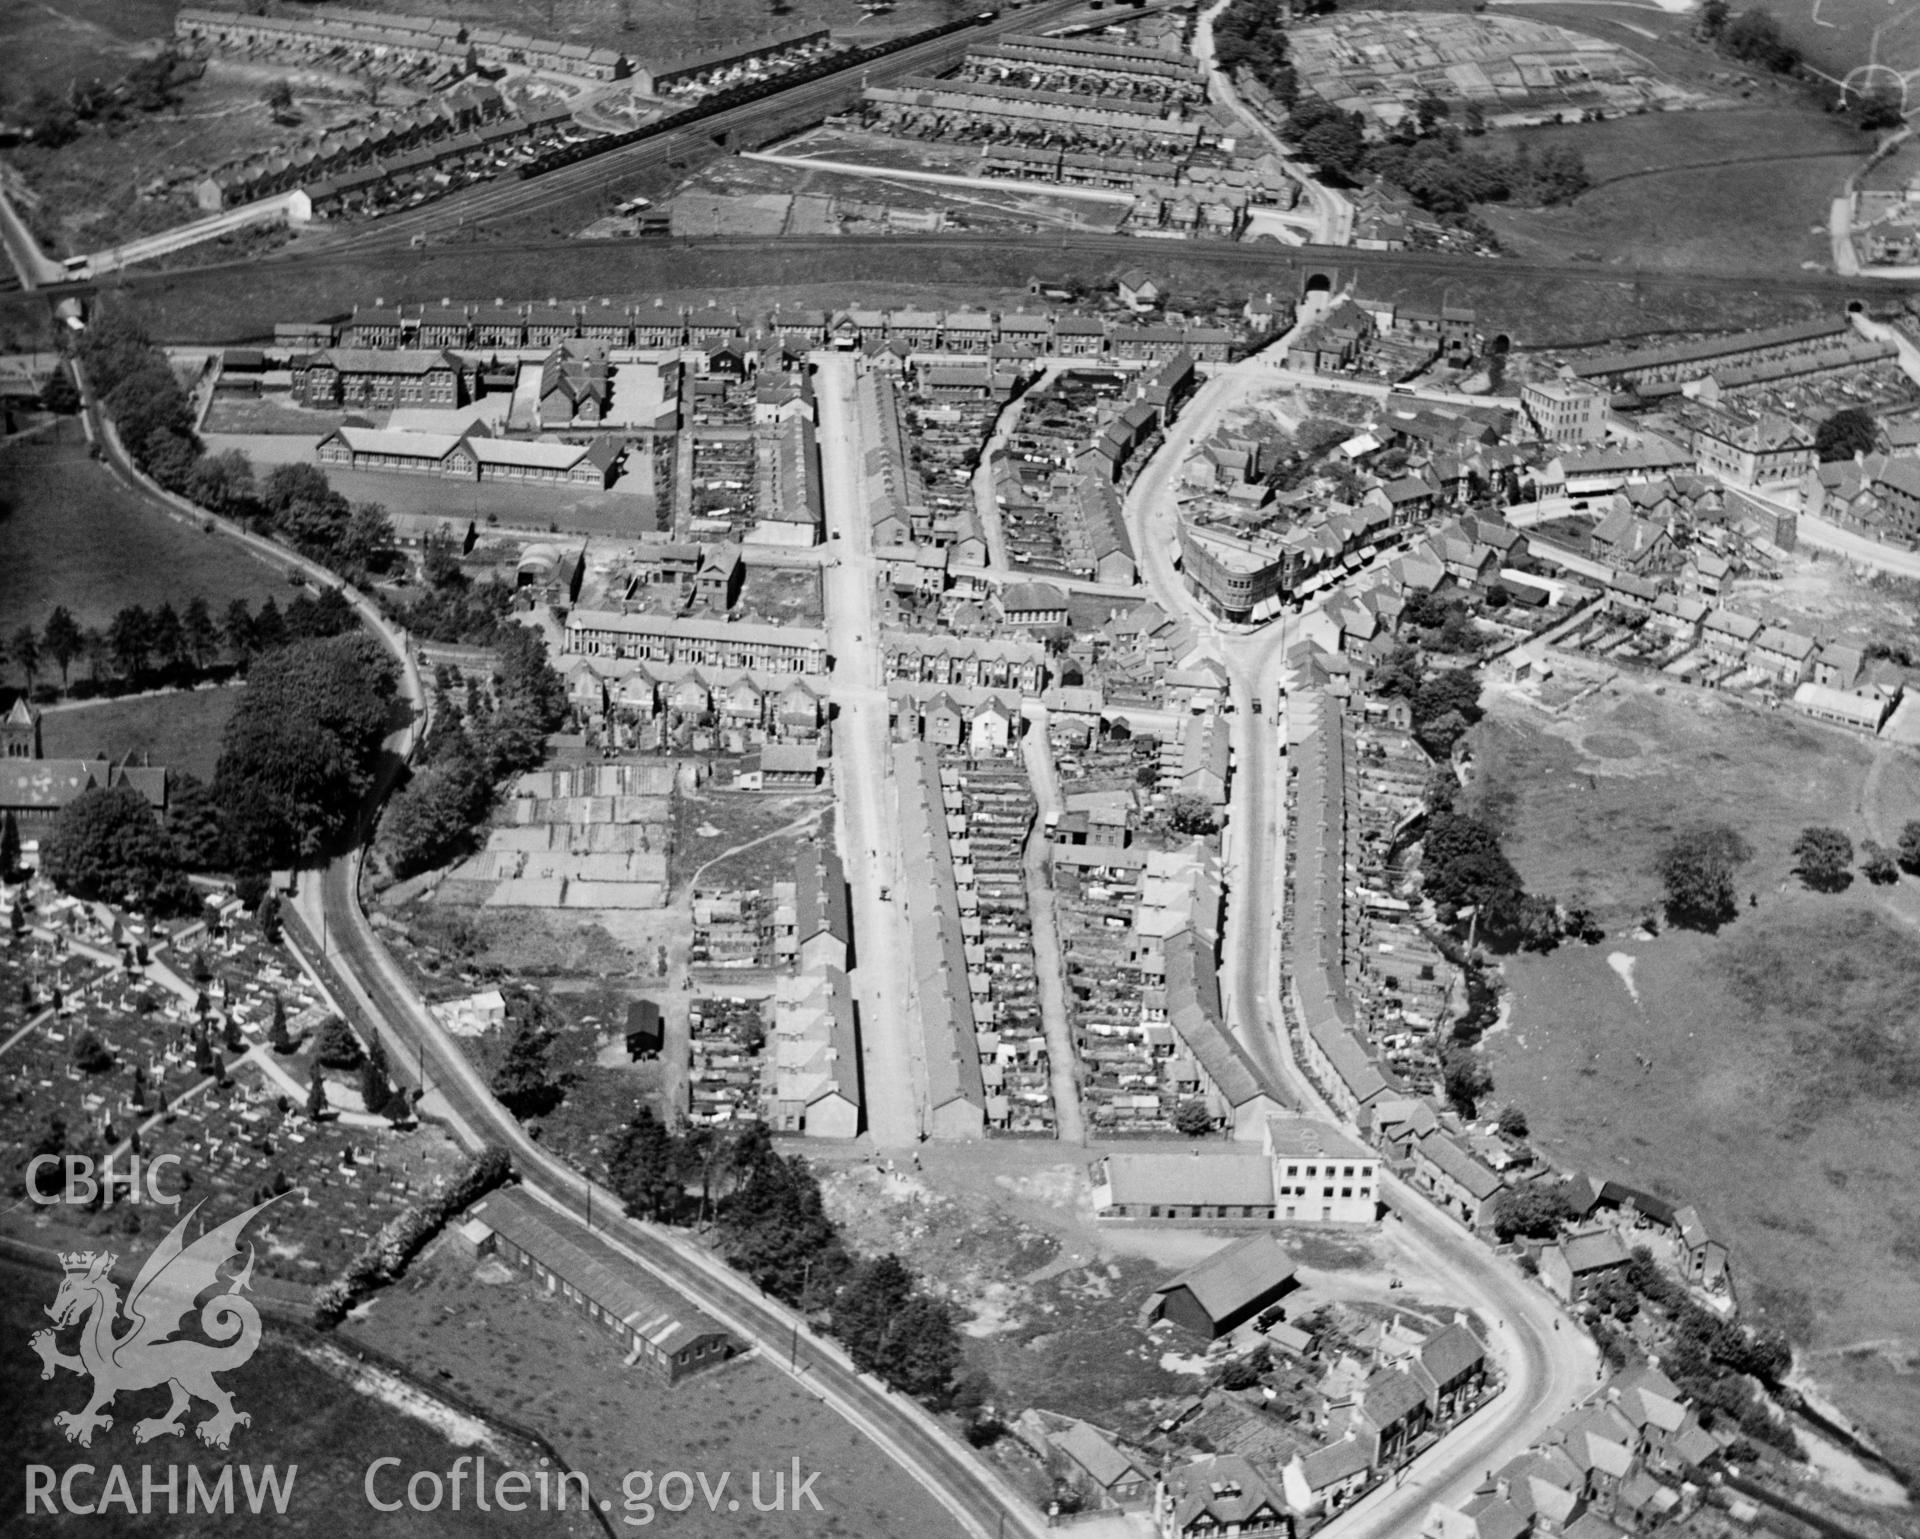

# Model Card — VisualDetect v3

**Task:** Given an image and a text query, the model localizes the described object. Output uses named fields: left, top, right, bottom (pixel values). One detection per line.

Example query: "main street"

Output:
left=813, top=352, right=931, bottom=1148
left=1119, top=339, right=1598, bottom=1539
left=67, top=335, right=1043, bottom=1539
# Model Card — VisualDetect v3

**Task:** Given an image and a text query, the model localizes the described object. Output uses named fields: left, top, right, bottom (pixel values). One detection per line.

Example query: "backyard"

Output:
left=0, top=430, right=285, bottom=639
left=1469, top=674, right=1920, bottom=1475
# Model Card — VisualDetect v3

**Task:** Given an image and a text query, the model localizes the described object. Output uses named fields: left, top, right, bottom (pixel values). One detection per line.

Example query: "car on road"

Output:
left=1252, top=700, right=1263, bottom=714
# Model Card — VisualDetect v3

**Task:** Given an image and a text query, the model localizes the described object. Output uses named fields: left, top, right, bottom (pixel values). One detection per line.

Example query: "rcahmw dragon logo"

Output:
left=30, top=1195, right=284, bottom=1450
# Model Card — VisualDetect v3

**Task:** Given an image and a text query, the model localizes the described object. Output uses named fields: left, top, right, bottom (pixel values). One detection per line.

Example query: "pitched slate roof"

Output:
left=1155, top=1234, right=1296, bottom=1324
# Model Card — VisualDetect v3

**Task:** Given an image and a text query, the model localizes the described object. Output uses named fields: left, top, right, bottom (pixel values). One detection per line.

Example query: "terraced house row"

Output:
left=192, top=85, right=510, bottom=210
left=176, top=6, right=633, bottom=80
left=307, top=299, right=1244, bottom=359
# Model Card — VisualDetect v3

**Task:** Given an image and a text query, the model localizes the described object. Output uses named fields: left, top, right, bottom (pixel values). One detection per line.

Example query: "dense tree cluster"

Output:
left=81, top=313, right=395, bottom=581
left=1371, top=644, right=1486, bottom=758
left=1718, top=8, right=1800, bottom=72
left=40, top=785, right=195, bottom=915
left=1441, top=1047, right=1495, bottom=1118
left=1285, top=98, right=1588, bottom=224
left=1212, top=0, right=1299, bottom=103
left=213, top=633, right=399, bottom=871
left=602, top=1116, right=969, bottom=1406
left=1488, top=1183, right=1580, bottom=1241
left=384, top=628, right=567, bottom=879
left=1792, top=826, right=1853, bottom=891
left=11, top=590, right=359, bottom=705
left=1587, top=1248, right=1800, bottom=1455
left=1655, top=825, right=1752, bottom=929
left=1814, top=406, right=1879, bottom=462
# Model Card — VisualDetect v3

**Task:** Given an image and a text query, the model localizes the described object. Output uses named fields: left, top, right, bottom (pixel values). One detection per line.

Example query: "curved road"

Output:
left=74, top=347, right=1044, bottom=1539
left=1118, top=344, right=1597, bottom=1539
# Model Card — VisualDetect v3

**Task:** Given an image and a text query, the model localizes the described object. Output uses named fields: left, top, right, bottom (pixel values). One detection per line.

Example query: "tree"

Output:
left=314, top=1015, right=364, bottom=1069
left=11, top=624, right=41, bottom=693
left=0, top=812, right=19, bottom=881
left=262, top=79, right=294, bottom=113
left=1172, top=1099, right=1213, bottom=1136
left=1496, top=1105, right=1529, bottom=1139
left=40, top=785, right=189, bottom=912
left=223, top=1014, right=245, bottom=1053
left=491, top=1014, right=561, bottom=1118
left=832, top=1254, right=916, bottom=1373
left=1721, top=8, right=1798, bottom=70
left=606, top=1107, right=681, bottom=1220
left=213, top=633, right=398, bottom=869
left=884, top=1295, right=962, bottom=1402
left=305, top=1063, right=328, bottom=1120
left=1814, top=407, right=1878, bottom=463
left=1698, top=0, right=1730, bottom=35
left=383, top=740, right=491, bottom=877
left=1442, top=1049, right=1494, bottom=1118
left=1298, top=118, right=1368, bottom=182
left=1168, top=794, right=1220, bottom=837
left=1656, top=825, right=1752, bottom=929
left=188, top=449, right=257, bottom=520
left=268, top=993, right=293, bottom=1053
left=223, top=598, right=256, bottom=664
left=108, top=605, right=155, bottom=681
left=181, top=598, right=220, bottom=671
left=718, top=1130, right=847, bottom=1302
left=42, top=607, right=84, bottom=689
left=150, top=603, right=186, bottom=674
left=1792, top=826, right=1853, bottom=892
left=40, top=367, right=80, bottom=414
left=1898, top=820, right=1920, bottom=875
left=360, top=1032, right=394, bottom=1117
left=72, top=1029, right=116, bottom=1074
left=1859, top=839, right=1899, bottom=885
left=1489, top=1185, right=1577, bottom=1242
left=339, top=502, right=396, bottom=575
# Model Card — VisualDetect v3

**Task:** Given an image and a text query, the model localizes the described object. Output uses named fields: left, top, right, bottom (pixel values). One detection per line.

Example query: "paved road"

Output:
left=1795, top=508, right=1920, bottom=577
left=1194, top=0, right=1353, bottom=247
left=73, top=325, right=1043, bottom=1539
left=297, top=861, right=1041, bottom=1539
left=1118, top=344, right=1598, bottom=1539
left=814, top=351, right=930, bottom=1147
left=0, top=186, right=63, bottom=289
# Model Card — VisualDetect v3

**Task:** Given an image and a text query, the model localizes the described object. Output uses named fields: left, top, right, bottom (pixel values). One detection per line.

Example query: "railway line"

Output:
left=321, top=0, right=1087, bottom=248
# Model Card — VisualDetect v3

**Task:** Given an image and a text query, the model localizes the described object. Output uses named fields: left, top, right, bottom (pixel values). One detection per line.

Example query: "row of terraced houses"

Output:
left=298, top=300, right=1247, bottom=360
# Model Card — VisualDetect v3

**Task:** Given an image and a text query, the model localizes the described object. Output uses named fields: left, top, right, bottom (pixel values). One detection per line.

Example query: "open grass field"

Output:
left=1479, top=104, right=1864, bottom=276
left=1466, top=670, right=1881, bottom=921
left=0, top=1261, right=581, bottom=1533
left=0, top=432, right=286, bottom=639
left=345, top=1244, right=969, bottom=1539
left=37, top=685, right=245, bottom=782
left=1469, top=672, right=1920, bottom=1476
left=319, top=466, right=659, bottom=539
